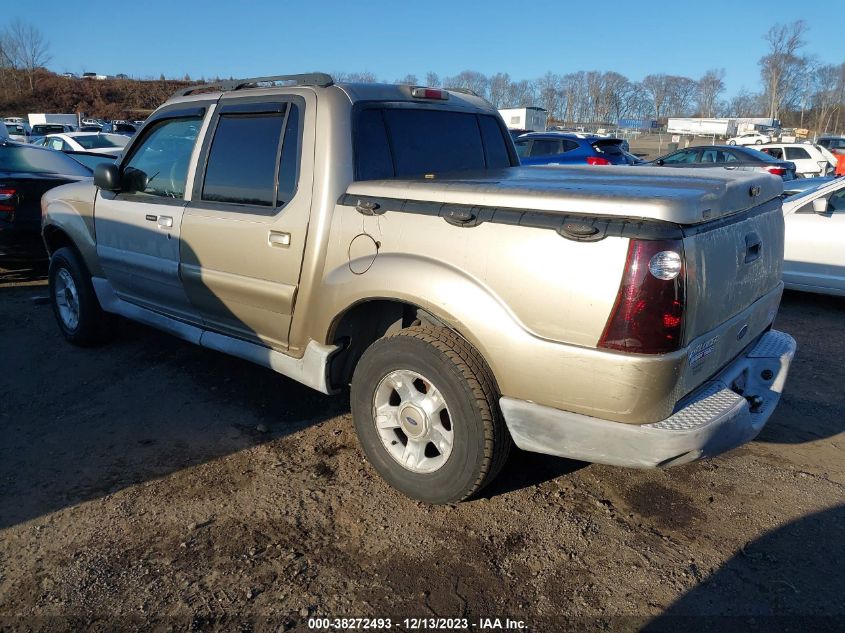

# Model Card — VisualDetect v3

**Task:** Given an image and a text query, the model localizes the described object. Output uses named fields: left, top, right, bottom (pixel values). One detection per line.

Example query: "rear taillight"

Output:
left=766, top=166, right=786, bottom=176
left=599, top=239, right=686, bottom=354
left=411, top=87, right=449, bottom=100
left=586, top=156, right=610, bottom=166
left=0, top=187, right=17, bottom=216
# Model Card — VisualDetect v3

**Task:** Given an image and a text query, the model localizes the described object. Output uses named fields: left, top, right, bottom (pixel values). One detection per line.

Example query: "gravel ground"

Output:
left=0, top=260, right=843, bottom=632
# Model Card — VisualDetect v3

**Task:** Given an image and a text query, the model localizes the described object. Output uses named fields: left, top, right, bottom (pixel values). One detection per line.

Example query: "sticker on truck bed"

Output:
left=689, top=336, right=719, bottom=369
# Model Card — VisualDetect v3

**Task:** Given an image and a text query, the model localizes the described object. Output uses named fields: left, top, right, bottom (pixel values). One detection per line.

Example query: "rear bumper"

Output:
left=500, top=330, right=796, bottom=468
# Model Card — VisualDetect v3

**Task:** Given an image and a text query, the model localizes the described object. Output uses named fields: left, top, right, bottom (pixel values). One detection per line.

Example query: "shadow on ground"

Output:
left=644, top=504, right=845, bottom=632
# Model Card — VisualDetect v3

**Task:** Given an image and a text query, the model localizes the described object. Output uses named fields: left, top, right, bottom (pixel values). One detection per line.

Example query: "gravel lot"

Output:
left=1, top=260, right=843, bottom=632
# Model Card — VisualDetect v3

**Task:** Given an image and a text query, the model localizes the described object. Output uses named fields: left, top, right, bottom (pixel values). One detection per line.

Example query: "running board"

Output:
left=92, top=277, right=337, bottom=394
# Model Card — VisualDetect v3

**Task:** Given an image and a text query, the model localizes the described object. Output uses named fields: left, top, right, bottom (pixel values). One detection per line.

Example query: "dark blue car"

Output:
left=514, top=132, right=633, bottom=166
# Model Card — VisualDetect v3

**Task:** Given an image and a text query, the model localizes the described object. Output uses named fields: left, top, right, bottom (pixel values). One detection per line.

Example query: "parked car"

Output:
left=65, top=150, right=119, bottom=171
left=507, top=128, right=533, bottom=141
left=101, top=121, right=138, bottom=136
left=782, top=176, right=835, bottom=197
left=29, top=124, right=76, bottom=144
left=727, top=131, right=771, bottom=146
left=514, top=132, right=632, bottom=165
left=41, top=74, right=795, bottom=504
left=781, top=177, right=845, bottom=296
left=0, top=140, right=92, bottom=258
left=3, top=123, right=30, bottom=143
left=34, top=132, right=129, bottom=154
left=649, top=145, right=797, bottom=180
left=757, top=143, right=835, bottom=178
left=817, top=135, right=845, bottom=153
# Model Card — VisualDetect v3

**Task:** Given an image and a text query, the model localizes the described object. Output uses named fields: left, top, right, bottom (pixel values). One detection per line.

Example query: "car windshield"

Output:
left=0, top=144, right=92, bottom=176
left=784, top=180, right=840, bottom=203
left=32, top=125, right=68, bottom=135
left=72, top=135, right=122, bottom=149
left=5, top=125, right=25, bottom=134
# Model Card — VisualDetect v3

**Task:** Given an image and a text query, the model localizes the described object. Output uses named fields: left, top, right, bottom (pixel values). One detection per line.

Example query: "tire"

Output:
left=351, top=326, right=511, bottom=504
left=755, top=140, right=762, bottom=144
left=728, top=140, right=736, bottom=145
left=48, top=246, right=110, bottom=346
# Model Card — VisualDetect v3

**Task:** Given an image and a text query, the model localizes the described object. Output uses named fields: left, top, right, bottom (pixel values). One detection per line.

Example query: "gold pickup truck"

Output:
left=41, top=74, right=796, bottom=503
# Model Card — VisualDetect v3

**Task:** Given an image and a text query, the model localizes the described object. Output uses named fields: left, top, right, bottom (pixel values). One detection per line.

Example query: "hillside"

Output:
left=0, top=69, right=192, bottom=120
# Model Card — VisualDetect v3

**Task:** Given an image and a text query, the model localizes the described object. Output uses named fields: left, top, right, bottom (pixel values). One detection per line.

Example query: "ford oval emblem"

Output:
left=737, top=325, right=749, bottom=341
left=749, top=185, right=761, bottom=197
left=406, top=416, right=418, bottom=426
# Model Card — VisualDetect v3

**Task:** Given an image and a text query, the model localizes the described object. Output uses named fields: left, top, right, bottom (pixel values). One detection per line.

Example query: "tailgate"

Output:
left=682, top=196, right=784, bottom=353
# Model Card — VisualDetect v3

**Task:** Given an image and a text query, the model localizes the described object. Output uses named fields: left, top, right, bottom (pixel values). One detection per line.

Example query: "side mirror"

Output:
left=121, top=166, right=148, bottom=193
left=94, top=162, right=120, bottom=191
left=812, top=197, right=829, bottom=214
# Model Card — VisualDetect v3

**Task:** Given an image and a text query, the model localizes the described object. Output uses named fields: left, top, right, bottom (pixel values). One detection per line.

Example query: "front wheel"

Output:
left=49, top=247, right=110, bottom=346
left=755, top=140, right=762, bottom=144
left=728, top=140, right=736, bottom=145
left=351, top=327, right=511, bottom=503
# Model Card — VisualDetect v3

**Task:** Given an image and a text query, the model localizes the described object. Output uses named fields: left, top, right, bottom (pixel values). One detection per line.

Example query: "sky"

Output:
left=15, top=0, right=845, bottom=98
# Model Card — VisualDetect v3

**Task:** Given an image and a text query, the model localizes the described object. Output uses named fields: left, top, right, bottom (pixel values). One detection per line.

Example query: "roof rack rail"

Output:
left=173, top=73, right=334, bottom=98
left=445, top=87, right=480, bottom=97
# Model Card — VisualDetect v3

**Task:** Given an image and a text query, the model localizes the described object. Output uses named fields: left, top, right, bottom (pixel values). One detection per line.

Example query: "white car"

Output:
left=35, top=132, right=129, bottom=154
left=782, top=177, right=845, bottom=296
left=757, top=143, right=835, bottom=178
left=727, top=131, right=771, bottom=146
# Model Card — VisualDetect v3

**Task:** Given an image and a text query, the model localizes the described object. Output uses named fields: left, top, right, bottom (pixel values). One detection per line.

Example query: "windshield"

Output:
left=0, top=144, right=92, bottom=176
left=72, top=135, right=122, bottom=149
left=32, top=125, right=68, bottom=135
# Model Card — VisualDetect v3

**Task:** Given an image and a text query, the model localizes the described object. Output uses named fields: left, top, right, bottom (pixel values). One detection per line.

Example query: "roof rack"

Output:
left=173, top=73, right=334, bottom=98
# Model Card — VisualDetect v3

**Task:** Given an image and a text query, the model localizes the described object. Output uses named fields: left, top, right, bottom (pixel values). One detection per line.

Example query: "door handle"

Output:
left=744, top=232, right=762, bottom=263
left=157, top=215, right=173, bottom=229
left=268, top=230, right=291, bottom=247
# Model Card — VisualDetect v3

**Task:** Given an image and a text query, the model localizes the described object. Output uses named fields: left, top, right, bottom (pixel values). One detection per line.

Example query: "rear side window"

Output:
left=529, top=139, right=561, bottom=157
left=785, top=147, right=811, bottom=160
left=201, top=103, right=301, bottom=209
left=355, top=107, right=512, bottom=180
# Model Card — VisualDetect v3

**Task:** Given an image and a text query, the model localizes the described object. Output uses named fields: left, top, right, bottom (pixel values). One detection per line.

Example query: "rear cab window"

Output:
left=354, top=106, right=514, bottom=180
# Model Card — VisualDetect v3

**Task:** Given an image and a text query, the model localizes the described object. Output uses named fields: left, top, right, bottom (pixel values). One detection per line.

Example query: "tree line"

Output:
left=1, top=19, right=843, bottom=134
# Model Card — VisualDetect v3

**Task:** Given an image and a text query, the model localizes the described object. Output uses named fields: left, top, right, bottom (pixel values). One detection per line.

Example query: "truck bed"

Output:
left=345, top=165, right=783, bottom=225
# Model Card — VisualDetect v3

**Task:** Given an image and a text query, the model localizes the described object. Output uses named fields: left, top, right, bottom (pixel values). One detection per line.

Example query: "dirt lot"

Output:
left=1, top=260, right=843, bottom=632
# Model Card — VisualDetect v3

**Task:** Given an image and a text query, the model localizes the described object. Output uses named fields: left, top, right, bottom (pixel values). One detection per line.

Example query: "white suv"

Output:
left=757, top=143, right=835, bottom=178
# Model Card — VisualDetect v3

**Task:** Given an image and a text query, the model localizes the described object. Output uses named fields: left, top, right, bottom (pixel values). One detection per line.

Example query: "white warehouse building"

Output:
left=498, top=107, right=547, bottom=132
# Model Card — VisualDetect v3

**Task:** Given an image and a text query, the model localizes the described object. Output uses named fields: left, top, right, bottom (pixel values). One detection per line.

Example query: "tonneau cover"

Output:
left=345, top=165, right=784, bottom=225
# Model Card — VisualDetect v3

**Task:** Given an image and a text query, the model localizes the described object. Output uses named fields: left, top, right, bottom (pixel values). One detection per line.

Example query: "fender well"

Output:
left=320, top=253, right=531, bottom=391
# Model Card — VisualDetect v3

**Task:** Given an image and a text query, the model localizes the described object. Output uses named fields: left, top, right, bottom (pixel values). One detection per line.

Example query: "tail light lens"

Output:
left=0, top=187, right=18, bottom=217
left=599, top=239, right=686, bottom=354
left=586, top=156, right=611, bottom=166
left=766, top=166, right=786, bottom=176
left=411, top=87, right=449, bottom=100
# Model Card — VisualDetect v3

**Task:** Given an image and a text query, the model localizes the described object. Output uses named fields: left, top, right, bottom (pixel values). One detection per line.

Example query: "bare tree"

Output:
left=641, top=74, right=671, bottom=119
left=3, top=18, right=51, bottom=91
left=395, top=74, right=418, bottom=85
left=665, top=75, right=698, bottom=117
left=487, top=72, right=511, bottom=108
left=811, top=63, right=845, bottom=133
left=505, top=79, right=534, bottom=108
left=759, top=20, right=808, bottom=119
left=424, top=71, right=439, bottom=87
left=727, top=88, right=762, bottom=117
left=696, top=69, right=725, bottom=117
left=444, top=70, right=489, bottom=99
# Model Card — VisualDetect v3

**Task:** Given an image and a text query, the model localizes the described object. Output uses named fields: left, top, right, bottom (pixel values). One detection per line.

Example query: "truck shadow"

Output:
left=644, top=504, right=845, bottom=631
left=756, top=290, right=845, bottom=445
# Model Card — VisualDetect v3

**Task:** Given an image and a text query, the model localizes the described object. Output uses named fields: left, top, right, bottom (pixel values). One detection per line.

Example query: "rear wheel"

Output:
left=351, top=326, right=511, bottom=503
left=49, top=247, right=110, bottom=346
